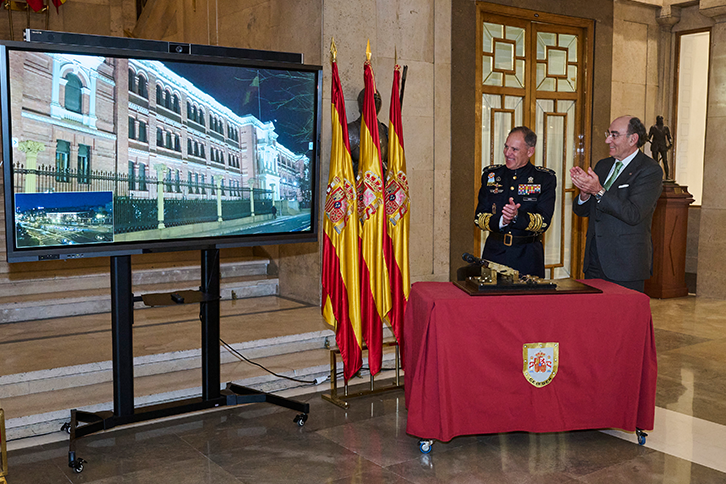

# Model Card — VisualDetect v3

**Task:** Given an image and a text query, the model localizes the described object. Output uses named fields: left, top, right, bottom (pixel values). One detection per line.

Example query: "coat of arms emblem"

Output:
left=523, top=342, right=559, bottom=387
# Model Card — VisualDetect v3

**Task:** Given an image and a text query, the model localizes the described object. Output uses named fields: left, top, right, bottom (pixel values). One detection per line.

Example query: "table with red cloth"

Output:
left=403, top=279, right=657, bottom=442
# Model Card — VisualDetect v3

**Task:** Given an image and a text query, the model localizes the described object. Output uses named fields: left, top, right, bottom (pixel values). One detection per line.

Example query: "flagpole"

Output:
left=257, top=69, right=261, bottom=120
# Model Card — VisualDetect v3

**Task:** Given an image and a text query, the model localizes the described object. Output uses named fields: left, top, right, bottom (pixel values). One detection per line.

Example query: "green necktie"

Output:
left=603, top=160, right=623, bottom=190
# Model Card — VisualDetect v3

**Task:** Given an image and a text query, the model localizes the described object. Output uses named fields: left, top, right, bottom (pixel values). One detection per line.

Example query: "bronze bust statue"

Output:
left=647, top=115, right=673, bottom=180
left=347, top=89, right=388, bottom=179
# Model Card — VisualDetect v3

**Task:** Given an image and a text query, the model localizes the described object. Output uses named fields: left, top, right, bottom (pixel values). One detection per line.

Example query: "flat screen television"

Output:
left=1, top=31, right=322, bottom=263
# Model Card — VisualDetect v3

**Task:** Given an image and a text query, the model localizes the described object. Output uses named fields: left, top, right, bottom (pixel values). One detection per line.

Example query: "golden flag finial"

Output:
left=330, top=37, right=337, bottom=64
left=366, top=39, right=371, bottom=62
left=394, top=46, right=398, bottom=69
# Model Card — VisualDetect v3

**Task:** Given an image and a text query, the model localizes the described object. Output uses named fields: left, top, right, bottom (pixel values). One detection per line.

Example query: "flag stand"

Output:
left=0, top=408, right=7, bottom=484
left=321, top=340, right=403, bottom=409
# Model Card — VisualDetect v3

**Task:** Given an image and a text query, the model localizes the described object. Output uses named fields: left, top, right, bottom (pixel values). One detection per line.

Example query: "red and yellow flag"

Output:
left=321, top=40, right=362, bottom=382
left=357, top=42, right=391, bottom=376
left=26, top=0, right=45, bottom=12
left=385, top=63, right=410, bottom=361
left=52, top=0, right=67, bottom=12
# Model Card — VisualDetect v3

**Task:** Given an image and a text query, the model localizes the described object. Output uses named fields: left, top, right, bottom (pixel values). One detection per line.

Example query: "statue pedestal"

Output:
left=645, top=181, right=694, bottom=298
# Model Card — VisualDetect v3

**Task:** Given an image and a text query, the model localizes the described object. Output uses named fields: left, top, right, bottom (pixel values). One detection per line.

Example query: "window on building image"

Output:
left=139, top=162, right=147, bottom=191
left=77, top=144, right=90, bottom=184
left=175, top=169, right=181, bottom=193
left=64, top=74, right=82, bottom=114
left=128, top=117, right=136, bottom=139
left=128, top=69, right=135, bottom=92
left=156, top=127, right=163, bottom=147
left=55, top=139, right=70, bottom=182
left=139, top=121, right=147, bottom=142
left=128, top=161, right=136, bottom=191
left=138, top=75, right=147, bottom=98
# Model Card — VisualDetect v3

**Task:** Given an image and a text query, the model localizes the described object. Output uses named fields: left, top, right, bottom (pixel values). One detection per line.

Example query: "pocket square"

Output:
left=618, top=184, right=629, bottom=188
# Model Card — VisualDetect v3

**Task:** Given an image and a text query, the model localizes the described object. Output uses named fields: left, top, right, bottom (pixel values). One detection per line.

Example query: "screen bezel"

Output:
left=1, top=38, right=322, bottom=263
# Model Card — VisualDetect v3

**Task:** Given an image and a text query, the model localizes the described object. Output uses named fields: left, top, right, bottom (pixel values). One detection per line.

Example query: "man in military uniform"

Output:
left=474, top=126, right=556, bottom=278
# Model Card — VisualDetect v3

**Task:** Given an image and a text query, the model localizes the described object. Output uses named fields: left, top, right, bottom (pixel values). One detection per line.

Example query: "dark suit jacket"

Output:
left=572, top=150, right=663, bottom=281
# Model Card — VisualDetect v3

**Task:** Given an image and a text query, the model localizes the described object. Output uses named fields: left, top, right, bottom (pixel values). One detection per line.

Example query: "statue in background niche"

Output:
left=347, top=89, right=389, bottom=179
left=647, top=115, right=673, bottom=180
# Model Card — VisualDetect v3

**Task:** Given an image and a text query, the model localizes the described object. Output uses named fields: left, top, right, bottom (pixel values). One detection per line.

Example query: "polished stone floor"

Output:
left=4, top=293, right=726, bottom=483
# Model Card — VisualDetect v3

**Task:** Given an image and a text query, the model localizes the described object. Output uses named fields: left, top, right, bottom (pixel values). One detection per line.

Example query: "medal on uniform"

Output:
left=492, top=203, right=496, bottom=214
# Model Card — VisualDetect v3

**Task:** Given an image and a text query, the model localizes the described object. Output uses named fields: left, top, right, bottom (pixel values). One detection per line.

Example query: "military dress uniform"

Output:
left=474, top=162, right=556, bottom=278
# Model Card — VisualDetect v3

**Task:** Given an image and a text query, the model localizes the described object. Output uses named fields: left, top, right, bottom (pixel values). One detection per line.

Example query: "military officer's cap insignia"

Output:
left=523, top=342, right=559, bottom=387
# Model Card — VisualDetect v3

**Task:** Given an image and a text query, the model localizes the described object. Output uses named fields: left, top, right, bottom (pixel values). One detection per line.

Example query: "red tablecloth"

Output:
left=404, top=280, right=657, bottom=442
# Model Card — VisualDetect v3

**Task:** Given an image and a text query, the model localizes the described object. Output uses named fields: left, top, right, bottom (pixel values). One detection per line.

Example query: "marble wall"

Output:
left=611, top=0, right=660, bottom=126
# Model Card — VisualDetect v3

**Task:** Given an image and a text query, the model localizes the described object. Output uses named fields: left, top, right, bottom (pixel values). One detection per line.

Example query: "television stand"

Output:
left=62, top=249, right=309, bottom=474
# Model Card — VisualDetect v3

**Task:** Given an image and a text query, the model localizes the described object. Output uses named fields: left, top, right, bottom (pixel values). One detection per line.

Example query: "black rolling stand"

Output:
left=62, top=248, right=309, bottom=474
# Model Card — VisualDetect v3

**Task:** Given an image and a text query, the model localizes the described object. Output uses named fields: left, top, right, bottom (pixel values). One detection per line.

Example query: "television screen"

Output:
left=1, top=34, right=322, bottom=263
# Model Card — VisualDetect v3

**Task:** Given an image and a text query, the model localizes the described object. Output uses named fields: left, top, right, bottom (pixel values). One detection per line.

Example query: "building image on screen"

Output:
left=7, top=49, right=315, bottom=252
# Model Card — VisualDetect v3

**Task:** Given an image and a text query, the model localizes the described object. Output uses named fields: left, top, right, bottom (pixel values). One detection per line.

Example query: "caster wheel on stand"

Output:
left=419, top=439, right=434, bottom=454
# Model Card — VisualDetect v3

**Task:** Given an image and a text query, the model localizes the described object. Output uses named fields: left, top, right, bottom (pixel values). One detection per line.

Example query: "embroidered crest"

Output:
left=385, top=171, right=410, bottom=226
left=518, top=184, right=541, bottom=195
left=487, top=172, right=496, bottom=186
left=523, top=342, right=559, bottom=387
left=528, top=177, right=534, bottom=183
left=325, top=176, right=356, bottom=234
left=357, top=171, right=384, bottom=222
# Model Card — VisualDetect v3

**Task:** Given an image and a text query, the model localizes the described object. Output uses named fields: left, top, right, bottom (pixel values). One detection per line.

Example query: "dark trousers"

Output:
left=584, top=239, right=645, bottom=293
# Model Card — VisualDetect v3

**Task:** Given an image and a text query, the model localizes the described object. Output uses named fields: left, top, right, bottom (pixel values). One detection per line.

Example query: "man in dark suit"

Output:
left=475, top=126, right=556, bottom=278
left=570, top=116, right=663, bottom=292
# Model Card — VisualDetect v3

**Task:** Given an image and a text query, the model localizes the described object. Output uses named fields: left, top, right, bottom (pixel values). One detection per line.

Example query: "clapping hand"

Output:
left=570, top=166, right=602, bottom=200
left=501, top=197, right=520, bottom=225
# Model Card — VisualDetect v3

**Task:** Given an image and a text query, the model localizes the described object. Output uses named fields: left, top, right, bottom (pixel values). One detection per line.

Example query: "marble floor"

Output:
left=3, top=293, right=726, bottom=483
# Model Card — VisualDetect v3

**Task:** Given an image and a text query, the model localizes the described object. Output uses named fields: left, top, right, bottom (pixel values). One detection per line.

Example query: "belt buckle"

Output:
left=503, top=233, right=513, bottom=246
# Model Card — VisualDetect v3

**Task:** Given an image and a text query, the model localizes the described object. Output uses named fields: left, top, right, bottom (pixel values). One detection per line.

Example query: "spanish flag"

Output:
left=385, top=63, right=410, bottom=362
left=357, top=42, right=391, bottom=376
left=321, top=40, right=362, bottom=382
left=52, top=0, right=67, bottom=12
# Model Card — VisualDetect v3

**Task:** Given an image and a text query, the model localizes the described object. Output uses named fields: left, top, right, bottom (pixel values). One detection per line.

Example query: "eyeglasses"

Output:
left=605, top=130, right=629, bottom=140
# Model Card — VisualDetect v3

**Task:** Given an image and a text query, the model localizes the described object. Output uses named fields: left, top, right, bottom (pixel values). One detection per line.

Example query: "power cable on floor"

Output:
left=219, top=338, right=319, bottom=385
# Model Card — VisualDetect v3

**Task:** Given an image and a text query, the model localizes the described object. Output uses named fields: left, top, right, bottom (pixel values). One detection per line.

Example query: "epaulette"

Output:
left=482, top=164, right=504, bottom=173
left=535, top=166, right=556, bottom=176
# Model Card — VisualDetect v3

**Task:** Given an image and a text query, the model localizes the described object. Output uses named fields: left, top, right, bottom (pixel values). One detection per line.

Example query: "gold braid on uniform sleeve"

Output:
left=525, top=213, right=547, bottom=234
left=475, top=213, right=493, bottom=232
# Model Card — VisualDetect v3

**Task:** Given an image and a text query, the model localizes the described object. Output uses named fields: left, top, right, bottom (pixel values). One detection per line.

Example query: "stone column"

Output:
left=248, top=177, right=256, bottom=217
left=154, top=164, right=167, bottom=229
left=18, top=141, right=46, bottom=193
left=696, top=4, right=726, bottom=297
